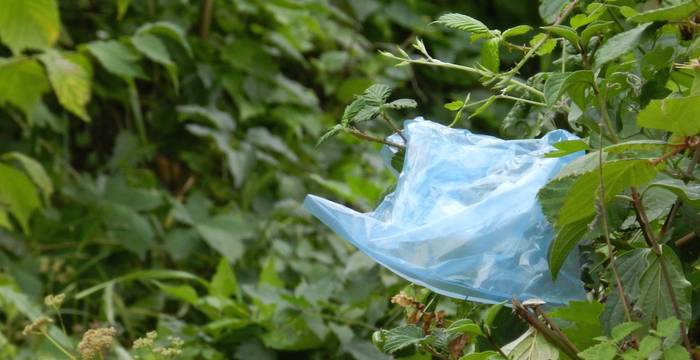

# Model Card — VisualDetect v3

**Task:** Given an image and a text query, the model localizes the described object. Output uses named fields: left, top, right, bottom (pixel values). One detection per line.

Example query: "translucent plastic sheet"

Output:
left=305, top=119, right=585, bottom=305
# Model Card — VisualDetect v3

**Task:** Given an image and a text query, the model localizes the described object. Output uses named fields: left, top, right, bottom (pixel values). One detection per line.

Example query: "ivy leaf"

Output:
left=637, top=96, right=700, bottom=136
left=558, top=159, right=658, bottom=227
left=435, top=13, right=491, bottom=35
left=647, top=179, right=700, bottom=208
left=39, top=49, right=92, bottom=122
left=628, top=1, right=700, bottom=23
left=594, top=23, right=651, bottom=69
left=0, top=58, right=50, bottom=116
left=0, top=163, right=41, bottom=234
left=480, top=37, right=500, bottom=72
left=0, top=0, right=60, bottom=54
left=382, top=325, right=427, bottom=354
left=85, top=40, right=147, bottom=80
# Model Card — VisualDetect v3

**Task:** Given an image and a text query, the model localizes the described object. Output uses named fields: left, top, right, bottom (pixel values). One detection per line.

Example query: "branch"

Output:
left=347, top=127, right=405, bottom=150
left=512, top=300, right=582, bottom=360
left=199, top=0, right=214, bottom=39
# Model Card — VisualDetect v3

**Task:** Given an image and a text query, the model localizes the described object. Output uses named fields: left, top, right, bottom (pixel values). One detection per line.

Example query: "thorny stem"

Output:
left=503, top=0, right=581, bottom=82
left=598, top=132, right=634, bottom=323
left=381, top=53, right=545, bottom=99
left=40, top=330, right=77, bottom=360
left=534, top=307, right=580, bottom=354
left=380, top=112, right=407, bottom=142
left=512, top=300, right=582, bottom=360
left=660, top=148, right=700, bottom=238
left=347, top=127, right=405, bottom=150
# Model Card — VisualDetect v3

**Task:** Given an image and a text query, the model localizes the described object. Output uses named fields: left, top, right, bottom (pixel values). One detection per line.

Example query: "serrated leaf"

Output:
left=530, top=33, right=558, bottom=55
left=577, top=342, right=617, bottom=360
left=601, top=249, right=650, bottom=333
left=502, top=25, right=533, bottom=39
left=604, top=140, right=670, bottom=154
left=196, top=214, right=255, bottom=264
left=446, top=319, right=485, bottom=336
left=647, top=179, right=700, bottom=208
left=655, top=317, right=681, bottom=338
left=544, top=139, right=590, bottom=158
left=0, top=0, right=59, bottom=54
left=384, top=98, right=417, bottom=109
left=435, top=13, right=491, bottom=35
left=611, top=322, right=642, bottom=342
left=382, top=325, right=426, bottom=354
left=628, top=1, right=700, bottom=23
left=39, top=49, right=92, bottom=121
left=637, top=95, right=700, bottom=136
left=594, top=23, right=651, bottom=69
left=558, top=159, right=658, bottom=227
left=317, top=125, right=344, bottom=146
left=544, top=72, right=569, bottom=106
left=542, top=25, right=580, bottom=47
left=480, top=37, right=500, bottom=72
left=363, top=84, right=392, bottom=106
left=549, top=301, right=604, bottom=350
left=638, top=247, right=692, bottom=325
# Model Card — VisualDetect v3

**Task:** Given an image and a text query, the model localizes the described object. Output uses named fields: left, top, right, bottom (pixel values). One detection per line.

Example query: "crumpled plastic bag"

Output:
left=304, top=118, right=585, bottom=305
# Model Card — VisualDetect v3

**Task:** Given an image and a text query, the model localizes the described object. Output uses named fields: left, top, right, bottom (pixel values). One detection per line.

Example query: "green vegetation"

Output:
left=1, top=0, right=699, bottom=359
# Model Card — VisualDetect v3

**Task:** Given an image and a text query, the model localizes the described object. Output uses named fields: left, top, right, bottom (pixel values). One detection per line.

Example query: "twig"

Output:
left=347, top=127, right=405, bottom=150
left=675, top=231, right=696, bottom=248
left=380, top=113, right=407, bottom=142
left=512, top=299, right=582, bottom=360
left=660, top=148, right=700, bottom=238
left=534, top=307, right=580, bottom=354
left=199, top=0, right=214, bottom=39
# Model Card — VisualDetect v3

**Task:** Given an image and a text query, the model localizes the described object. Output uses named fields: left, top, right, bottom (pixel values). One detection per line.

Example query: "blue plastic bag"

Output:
left=305, top=119, right=585, bottom=305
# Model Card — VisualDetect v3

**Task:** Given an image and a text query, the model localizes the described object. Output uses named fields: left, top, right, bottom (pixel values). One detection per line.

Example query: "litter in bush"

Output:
left=305, top=118, right=585, bottom=305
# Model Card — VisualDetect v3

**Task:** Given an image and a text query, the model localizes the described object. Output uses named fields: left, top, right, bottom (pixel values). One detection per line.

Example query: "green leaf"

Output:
left=663, top=345, right=690, bottom=360
left=611, top=322, right=642, bottom=342
left=459, top=351, right=503, bottom=360
left=480, top=37, right=500, bottom=72
left=0, top=0, right=60, bottom=54
left=637, top=95, right=700, bottom=136
left=0, top=163, right=41, bottom=233
left=638, top=246, right=692, bottom=325
left=544, top=72, right=569, bottom=107
left=580, top=21, right=614, bottom=47
left=2, top=152, right=52, bottom=202
left=135, top=21, right=192, bottom=56
left=577, top=342, right=617, bottom=360
left=638, top=335, right=663, bottom=357
left=570, top=4, right=606, bottom=29
left=446, top=319, right=485, bottom=336
left=75, top=269, right=208, bottom=299
left=155, top=282, right=199, bottom=304
left=196, top=213, right=254, bottom=264
left=101, top=202, right=154, bottom=257
left=210, top=257, right=241, bottom=300
left=544, top=139, right=590, bottom=158
left=594, top=23, right=651, bottom=69
left=363, top=84, right=392, bottom=106
left=601, top=249, right=650, bottom=333
left=0, top=58, right=50, bottom=116
left=648, top=179, right=700, bottom=208
left=541, top=25, right=579, bottom=47
left=655, top=317, right=681, bottom=338
left=85, top=40, right=146, bottom=80
left=502, top=328, right=559, bottom=360
left=131, top=33, right=178, bottom=90
left=445, top=100, right=465, bottom=111
left=539, top=0, right=568, bottom=24
left=560, top=70, right=594, bottom=109
left=482, top=301, right=505, bottom=328
left=604, top=140, right=670, bottom=154
left=549, top=301, right=604, bottom=350
left=530, top=33, right=558, bottom=55
left=435, top=13, right=491, bottom=35
left=259, top=256, right=283, bottom=288
left=502, top=25, right=533, bottom=39
left=39, top=49, right=92, bottom=121
left=384, top=98, right=417, bottom=109
left=628, top=1, right=700, bottom=23
left=382, top=325, right=426, bottom=354
left=558, top=159, right=658, bottom=227
left=548, top=216, right=592, bottom=278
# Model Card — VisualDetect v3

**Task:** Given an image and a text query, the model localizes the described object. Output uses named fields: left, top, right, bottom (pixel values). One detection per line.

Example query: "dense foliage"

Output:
left=1, top=0, right=700, bottom=359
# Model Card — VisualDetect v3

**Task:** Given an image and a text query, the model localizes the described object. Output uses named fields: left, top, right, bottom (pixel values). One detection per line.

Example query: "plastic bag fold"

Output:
left=305, top=119, right=585, bottom=305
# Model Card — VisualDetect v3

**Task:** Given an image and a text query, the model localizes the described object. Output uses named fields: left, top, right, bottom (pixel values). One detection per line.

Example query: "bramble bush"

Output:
left=0, top=0, right=699, bottom=359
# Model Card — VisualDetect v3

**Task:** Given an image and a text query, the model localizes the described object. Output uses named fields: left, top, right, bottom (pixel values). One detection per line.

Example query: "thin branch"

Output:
left=512, top=300, right=582, bottom=360
left=347, top=127, right=405, bottom=150
left=380, top=113, right=407, bottom=142
left=199, top=0, right=214, bottom=39
left=660, top=148, right=700, bottom=238
left=675, top=231, right=696, bottom=247
left=534, top=307, right=580, bottom=354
